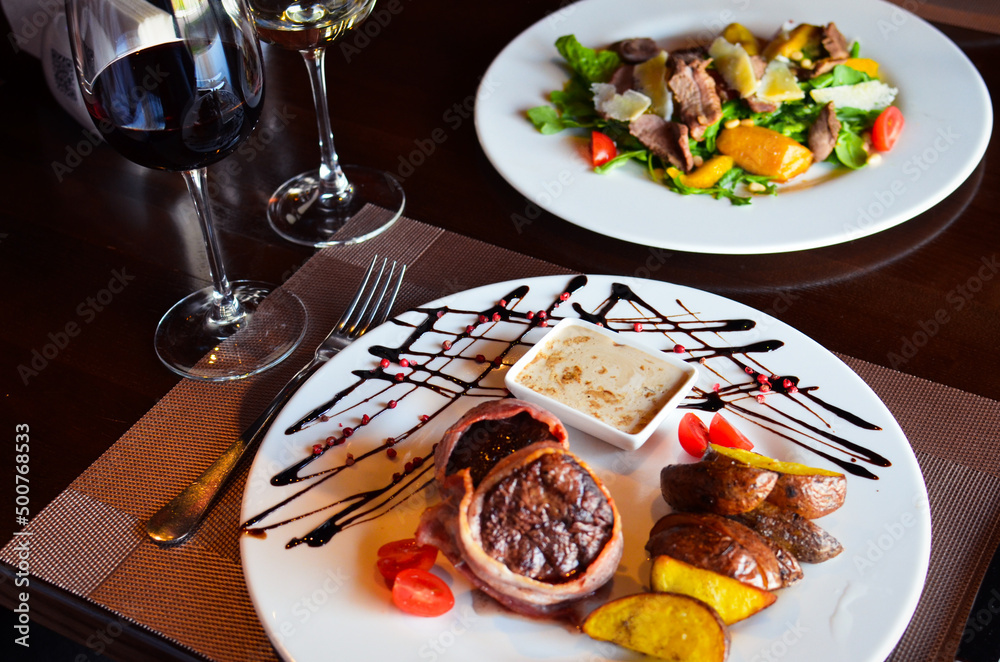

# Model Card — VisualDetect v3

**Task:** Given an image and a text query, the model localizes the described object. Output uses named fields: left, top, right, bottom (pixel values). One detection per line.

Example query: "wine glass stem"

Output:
left=301, top=46, right=352, bottom=205
left=181, top=168, right=243, bottom=324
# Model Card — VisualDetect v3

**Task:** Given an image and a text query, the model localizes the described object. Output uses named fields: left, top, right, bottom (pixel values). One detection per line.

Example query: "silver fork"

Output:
left=146, top=256, right=406, bottom=545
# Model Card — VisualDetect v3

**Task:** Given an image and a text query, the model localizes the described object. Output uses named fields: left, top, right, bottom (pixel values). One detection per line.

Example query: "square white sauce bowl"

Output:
left=505, top=318, right=698, bottom=451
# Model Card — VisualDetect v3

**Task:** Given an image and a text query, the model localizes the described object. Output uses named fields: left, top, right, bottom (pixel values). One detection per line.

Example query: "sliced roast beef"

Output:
left=417, top=442, right=623, bottom=617
left=613, top=37, right=659, bottom=64
left=808, top=102, right=840, bottom=162
left=810, top=57, right=847, bottom=78
left=629, top=114, right=694, bottom=172
left=609, top=64, right=636, bottom=94
left=434, top=398, right=568, bottom=485
left=668, top=56, right=722, bottom=141
left=822, top=22, right=850, bottom=59
left=746, top=96, right=779, bottom=114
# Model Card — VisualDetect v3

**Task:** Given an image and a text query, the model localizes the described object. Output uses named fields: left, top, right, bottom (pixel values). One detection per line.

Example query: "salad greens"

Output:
left=528, top=32, right=893, bottom=205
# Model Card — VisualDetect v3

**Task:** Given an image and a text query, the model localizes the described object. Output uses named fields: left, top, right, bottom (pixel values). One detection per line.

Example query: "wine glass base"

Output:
left=267, top=164, right=405, bottom=247
left=154, top=281, right=307, bottom=381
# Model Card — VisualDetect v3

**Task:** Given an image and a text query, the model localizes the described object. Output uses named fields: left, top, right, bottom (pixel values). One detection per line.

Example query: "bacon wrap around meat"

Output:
left=418, top=442, right=623, bottom=615
left=433, top=398, right=569, bottom=485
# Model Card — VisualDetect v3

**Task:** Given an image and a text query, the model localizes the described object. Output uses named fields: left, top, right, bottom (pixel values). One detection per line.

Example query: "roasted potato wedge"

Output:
left=647, top=512, right=784, bottom=590
left=582, top=592, right=729, bottom=661
left=660, top=460, right=778, bottom=515
left=650, top=555, right=776, bottom=624
left=731, top=501, right=844, bottom=563
left=707, top=444, right=847, bottom=518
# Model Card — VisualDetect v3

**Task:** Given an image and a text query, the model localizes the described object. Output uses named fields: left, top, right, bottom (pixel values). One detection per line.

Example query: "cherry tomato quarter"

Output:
left=376, top=538, right=438, bottom=585
left=708, top=413, right=754, bottom=450
left=391, top=568, right=455, bottom=617
left=591, top=130, right=617, bottom=167
left=872, top=106, right=904, bottom=152
left=677, top=412, right=711, bottom=458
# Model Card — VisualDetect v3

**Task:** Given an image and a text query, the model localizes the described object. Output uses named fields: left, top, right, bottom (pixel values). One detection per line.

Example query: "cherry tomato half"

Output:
left=872, top=106, right=904, bottom=152
left=391, top=568, right=455, bottom=617
left=708, top=413, right=754, bottom=450
left=677, top=412, right=711, bottom=458
left=591, top=130, right=617, bottom=167
left=376, top=538, right=438, bottom=585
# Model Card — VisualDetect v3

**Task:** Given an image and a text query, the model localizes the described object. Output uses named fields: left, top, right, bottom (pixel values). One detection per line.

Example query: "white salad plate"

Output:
left=474, top=0, right=991, bottom=254
left=241, top=274, right=930, bottom=662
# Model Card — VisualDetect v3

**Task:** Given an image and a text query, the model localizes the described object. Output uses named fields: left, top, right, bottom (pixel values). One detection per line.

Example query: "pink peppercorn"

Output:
left=757, top=374, right=769, bottom=384
left=539, top=320, right=548, bottom=327
left=312, top=444, right=323, bottom=455
left=673, top=344, right=685, bottom=353
left=499, top=299, right=507, bottom=307
left=400, top=358, right=410, bottom=368
left=413, top=456, right=424, bottom=468
left=476, top=354, right=486, bottom=363
left=343, top=427, right=353, bottom=437
left=319, top=414, right=330, bottom=422
left=478, top=314, right=488, bottom=323
left=492, top=312, right=501, bottom=322
left=789, top=386, right=799, bottom=394
left=633, top=322, right=643, bottom=332
left=712, top=383, right=721, bottom=392
left=782, top=379, right=794, bottom=389
left=419, top=414, right=430, bottom=422
left=380, top=358, right=390, bottom=369
left=442, top=340, right=452, bottom=350
left=756, top=394, right=766, bottom=403
left=395, top=372, right=404, bottom=381
left=388, top=400, right=398, bottom=409
left=385, top=437, right=395, bottom=446
left=538, top=310, right=547, bottom=319
left=345, top=454, right=355, bottom=466
left=361, top=414, right=370, bottom=425
left=404, top=461, right=414, bottom=473
left=436, top=310, right=445, bottom=318
left=760, top=383, right=771, bottom=393
left=387, top=448, right=398, bottom=459
left=560, top=292, right=570, bottom=301
left=745, top=367, right=754, bottom=375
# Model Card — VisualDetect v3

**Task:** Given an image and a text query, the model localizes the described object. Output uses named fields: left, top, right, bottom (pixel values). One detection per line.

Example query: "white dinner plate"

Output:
left=474, top=0, right=991, bottom=254
left=241, top=274, right=930, bottom=662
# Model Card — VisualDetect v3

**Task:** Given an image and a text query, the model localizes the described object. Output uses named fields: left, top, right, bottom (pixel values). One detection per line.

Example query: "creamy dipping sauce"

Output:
left=513, top=324, right=691, bottom=434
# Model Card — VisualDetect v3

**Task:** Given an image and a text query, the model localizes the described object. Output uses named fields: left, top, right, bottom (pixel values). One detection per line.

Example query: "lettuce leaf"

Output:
left=555, top=34, right=621, bottom=84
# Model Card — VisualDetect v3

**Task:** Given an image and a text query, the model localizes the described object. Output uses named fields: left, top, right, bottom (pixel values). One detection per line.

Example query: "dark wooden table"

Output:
left=1, top=1, right=997, bottom=659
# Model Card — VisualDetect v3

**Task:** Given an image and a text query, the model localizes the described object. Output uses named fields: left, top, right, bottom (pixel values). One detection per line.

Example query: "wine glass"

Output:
left=66, top=0, right=307, bottom=381
left=250, top=0, right=404, bottom=247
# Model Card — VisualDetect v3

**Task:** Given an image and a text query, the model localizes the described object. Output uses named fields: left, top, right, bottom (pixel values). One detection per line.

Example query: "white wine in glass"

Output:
left=251, top=0, right=405, bottom=247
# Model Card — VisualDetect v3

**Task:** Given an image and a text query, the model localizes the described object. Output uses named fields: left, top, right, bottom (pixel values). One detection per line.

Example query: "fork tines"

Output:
left=337, top=256, right=406, bottom=339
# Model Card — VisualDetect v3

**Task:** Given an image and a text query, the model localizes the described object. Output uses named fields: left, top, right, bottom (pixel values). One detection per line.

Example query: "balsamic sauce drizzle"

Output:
left=241, top=275, right=889, bottom=548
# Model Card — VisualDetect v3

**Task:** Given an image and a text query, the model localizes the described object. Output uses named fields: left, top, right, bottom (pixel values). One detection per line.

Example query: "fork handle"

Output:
left=145, top=358, right=324, bottom=545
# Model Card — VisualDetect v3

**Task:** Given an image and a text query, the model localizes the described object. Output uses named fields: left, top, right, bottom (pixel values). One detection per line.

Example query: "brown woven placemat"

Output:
left=3, top=215, right=999, bottom=661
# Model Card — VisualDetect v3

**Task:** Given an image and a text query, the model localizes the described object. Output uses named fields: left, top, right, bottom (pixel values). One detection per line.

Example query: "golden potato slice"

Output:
left=708, top=445, right=847, bottom=519
left=660, top=460, right=777, bottom=515
left=650, top=555, right=776, bottom=625
left=647, top=512, right=785, bottom=591
left=582, top=593, right=729, bottom=661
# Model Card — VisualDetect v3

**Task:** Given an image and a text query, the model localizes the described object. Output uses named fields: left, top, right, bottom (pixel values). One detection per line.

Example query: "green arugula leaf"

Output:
left=555, top=34, right=621, bottom=84
left=594, top=150, right=647, bottom=174
left=527, top=106, right=566, bottom=134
